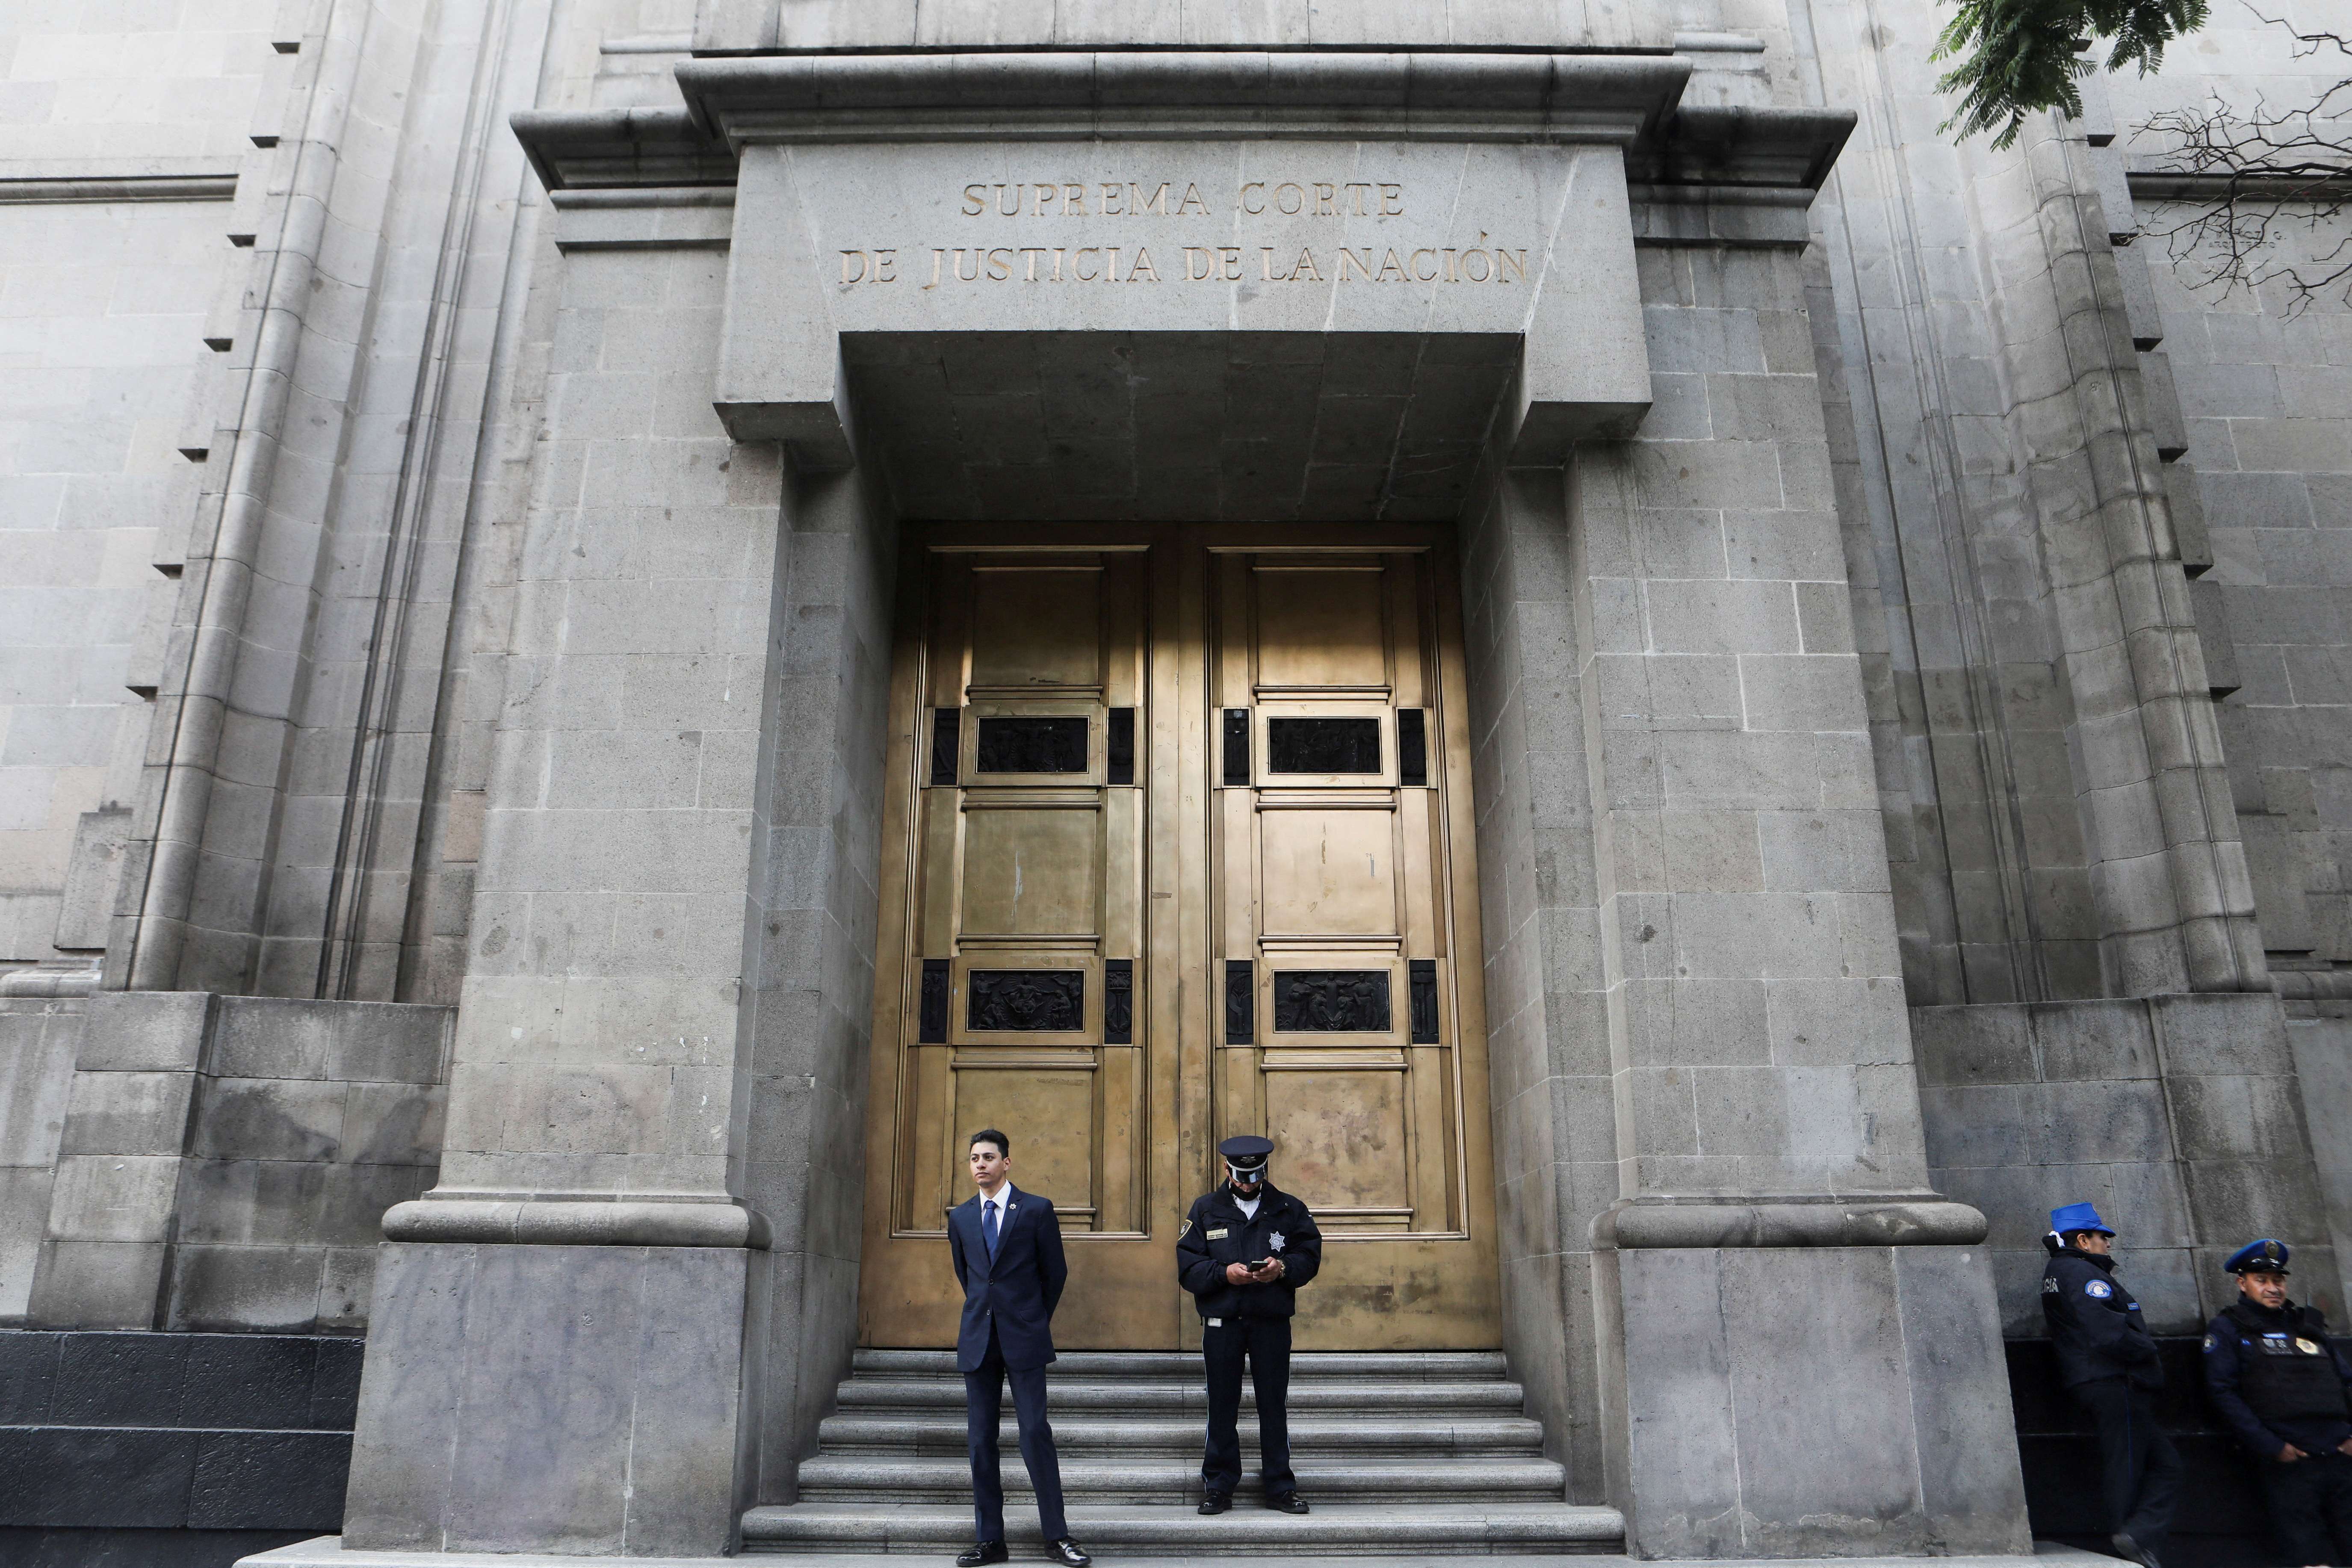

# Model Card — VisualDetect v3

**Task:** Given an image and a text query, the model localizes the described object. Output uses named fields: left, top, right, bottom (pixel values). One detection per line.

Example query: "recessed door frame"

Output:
left=856, top=521, right=1498, bottom=1351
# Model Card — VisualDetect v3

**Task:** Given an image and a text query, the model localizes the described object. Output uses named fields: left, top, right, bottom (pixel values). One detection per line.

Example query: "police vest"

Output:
left=2227, top=1303, right=2351, bottom=1423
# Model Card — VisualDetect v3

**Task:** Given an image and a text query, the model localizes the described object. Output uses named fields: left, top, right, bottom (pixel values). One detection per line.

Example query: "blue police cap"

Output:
left=1219, top=1134, right=1274, bottom=1171
left=2050, top=1202, right=2115, bottom=1237
left=2226, top=1239, right=2291, bottom=1275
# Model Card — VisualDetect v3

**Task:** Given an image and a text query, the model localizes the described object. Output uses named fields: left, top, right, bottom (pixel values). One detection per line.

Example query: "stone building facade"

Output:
left=2, top=0, right=2349, bottom=1560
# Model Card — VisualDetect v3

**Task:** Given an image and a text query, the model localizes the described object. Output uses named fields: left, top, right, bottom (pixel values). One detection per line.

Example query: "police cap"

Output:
left=1219, top=1134, right=1274, bottom=1175
left=2049, top=1202, right=2115, bottom=1238
left=2226, top=1238, right=2292, bottom=1276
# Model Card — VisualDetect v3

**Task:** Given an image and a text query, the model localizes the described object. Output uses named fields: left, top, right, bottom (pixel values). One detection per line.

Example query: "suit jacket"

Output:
left=948, top=1185, right=1067, bottom=1373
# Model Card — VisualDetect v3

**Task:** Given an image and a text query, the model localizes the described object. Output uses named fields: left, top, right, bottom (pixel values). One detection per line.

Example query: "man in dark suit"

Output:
left=948, top=1128, right=1090, bottom=1568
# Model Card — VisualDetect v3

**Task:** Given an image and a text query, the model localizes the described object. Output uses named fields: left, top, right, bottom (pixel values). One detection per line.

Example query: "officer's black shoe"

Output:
left=1265, top=1492, right=1310, bottom=1514
left=1048, top=1537, right=1092, bottom=1567
left=956, top=1543, right=1008, bottom=1567
left=2113, top=1533, right=2162, bottom=1568
left=1198, top=1492, right=1232, bottom=1515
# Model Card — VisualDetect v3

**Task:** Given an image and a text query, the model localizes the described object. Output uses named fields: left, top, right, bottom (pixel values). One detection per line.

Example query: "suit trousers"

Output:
left=1201, top=1316, right=1294, bottom=1498
left=2258, top=1449, right=2352, bottom=1565
left=2069, top=1378, right=2182, bottom=1554
left=965, top=1326, right=1068, bottom=1543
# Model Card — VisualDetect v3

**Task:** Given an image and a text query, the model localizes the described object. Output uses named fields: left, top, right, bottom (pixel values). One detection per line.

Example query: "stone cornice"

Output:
left=511, top=50, right=1854, bottom=200
left=0, top=173, right=238, bottom=204
left=675, top=50, right=1690, bottom=147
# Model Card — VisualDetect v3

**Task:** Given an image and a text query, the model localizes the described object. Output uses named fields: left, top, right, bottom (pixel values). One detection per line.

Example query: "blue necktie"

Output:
left=984, top=1199, right=1000, bottom=1258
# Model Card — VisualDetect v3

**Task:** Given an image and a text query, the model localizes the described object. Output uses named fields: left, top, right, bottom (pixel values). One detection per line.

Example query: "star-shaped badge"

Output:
left=1269, top=1231, right=1286, bottom=1252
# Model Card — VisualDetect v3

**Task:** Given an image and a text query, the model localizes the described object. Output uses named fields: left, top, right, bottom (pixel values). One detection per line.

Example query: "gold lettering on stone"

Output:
left=903, top=181, right=1520, bottom=288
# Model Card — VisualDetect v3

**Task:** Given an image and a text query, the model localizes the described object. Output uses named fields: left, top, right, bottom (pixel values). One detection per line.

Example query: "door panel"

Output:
left=858, top=529, right=1497, bottom=1352
left=1210, top=549, right=1496, bottom=1348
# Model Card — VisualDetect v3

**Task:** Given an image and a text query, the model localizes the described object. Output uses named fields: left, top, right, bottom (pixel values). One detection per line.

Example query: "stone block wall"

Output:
left=21, top=992, right=450, bottom=1333
left=0, top=3, right=269, bottom=983
left=1915, top=992, right=2336, bottom=1336
left=2106, top=8, right=2352, bottom=986
left=0, top=1329, right=359, bottom=1538
left=0, top=196, right=230, bottom=980
left=0, top=999, right=86, bottom=1322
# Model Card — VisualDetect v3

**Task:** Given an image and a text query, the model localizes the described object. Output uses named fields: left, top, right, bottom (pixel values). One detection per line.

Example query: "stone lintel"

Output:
left=1597, top=1195, right=1992, bottom=1250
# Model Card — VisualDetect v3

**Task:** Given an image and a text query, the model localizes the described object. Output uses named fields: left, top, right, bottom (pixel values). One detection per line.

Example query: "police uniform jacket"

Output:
left=2042, top=1245, right=2163, bottom=1390
left=1176, top=1181, right=1322, bottom=1320
left=2203, top=1298, right=2352, bottom=1459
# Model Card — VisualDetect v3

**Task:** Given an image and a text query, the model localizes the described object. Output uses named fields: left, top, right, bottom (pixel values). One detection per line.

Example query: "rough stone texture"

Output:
left=1799, top=0, right=2263, bottom=1004
left=435, top=236, right=774, bottom=1206
left=2289, top=1017, right=2352, bottom=1311
left=1610, top=1243, right=2028, bottom=1558
left=2108, top=6, right=2352, bottom=992
left=1585, top=242, right=1932, bottom=1202
left=694, top=0, right=1674, bottom=50
left=0, top=194, right=227, bottom=977
left=23, top=992, right=450, bottom=1334
left=1460, top=461, right=1615, bottom=1503
left=0, top=0, right=266, bottom=985
left=1916, top=993, right=2337, bottom=1335
left=736, top=437, right=894, bottom=1502
left=0, top=1000, right=86, bottom=1322
left=0, top=1329, right=361, bottom=1533
left=343, top=1241, right=755, bottom=1556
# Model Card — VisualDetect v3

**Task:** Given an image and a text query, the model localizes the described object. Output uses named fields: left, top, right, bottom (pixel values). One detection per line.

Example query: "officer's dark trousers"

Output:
left=1202, top=1316, right=1294, bottom=1498
left=965, top=1326, right=1068, bottom=1543
left=2071, top=1378, right=2182, bottom=1553
left=2257, top=1450, right=2352, bottom=1565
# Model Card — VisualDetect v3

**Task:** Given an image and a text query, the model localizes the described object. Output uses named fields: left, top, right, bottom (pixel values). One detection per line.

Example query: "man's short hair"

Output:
left=969, top=1128, right=1010, bottom=1157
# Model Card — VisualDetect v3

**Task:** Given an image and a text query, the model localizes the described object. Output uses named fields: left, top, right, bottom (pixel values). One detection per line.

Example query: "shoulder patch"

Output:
left=2042, top=1276, right=2059, bottom=1294
left=2203, top=1332, right=2218, bottom=1351
left=1179, top=1218, right=1191, bottom=1240
left=2084, top=1279, right=2114, bottom=1299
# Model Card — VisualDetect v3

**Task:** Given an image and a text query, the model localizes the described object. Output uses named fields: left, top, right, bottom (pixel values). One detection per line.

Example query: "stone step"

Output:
left=794, top=1455, right=1569, bottom=1504
left=836, top=1378, right=1527, bottom=1413
left=742, top=1501, right=1624, bottom=1556
left=815, top=1412, right=1547, bottom=1455
left=851, top=1349, right=1510, bottom=1381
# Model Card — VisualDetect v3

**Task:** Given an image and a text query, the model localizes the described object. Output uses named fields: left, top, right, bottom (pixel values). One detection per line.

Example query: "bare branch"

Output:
left=2134, top=8, right=2352, bottom=313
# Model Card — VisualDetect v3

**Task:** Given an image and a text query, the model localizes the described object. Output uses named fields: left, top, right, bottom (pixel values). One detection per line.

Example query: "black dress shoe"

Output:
left=1048, top=1537, right=1092, bottom=1567
left=2113, top=1534, right=2162, bottom=1568
left=1197, top=1492, right=1232, bottom=1515
left=957, top=1543, right=1008, bottom=1567
left=1264, top=1492, right=1310, bottom=1514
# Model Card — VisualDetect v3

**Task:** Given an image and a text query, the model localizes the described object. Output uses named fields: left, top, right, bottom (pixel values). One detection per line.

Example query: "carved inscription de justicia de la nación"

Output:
left=834, top=179, right=1531, bottom=288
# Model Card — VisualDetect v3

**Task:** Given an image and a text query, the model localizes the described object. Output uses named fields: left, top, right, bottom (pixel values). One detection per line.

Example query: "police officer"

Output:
left=2202, top=1240, right=2352, bottom=1567
left=1176, top=1135, right=1323, bottom=1516
left=2043, top=1202, right=2182, bottom=1568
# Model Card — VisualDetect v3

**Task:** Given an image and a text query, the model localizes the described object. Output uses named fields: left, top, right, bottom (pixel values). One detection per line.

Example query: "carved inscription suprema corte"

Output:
left=834, top=179, right=1530, bottom=289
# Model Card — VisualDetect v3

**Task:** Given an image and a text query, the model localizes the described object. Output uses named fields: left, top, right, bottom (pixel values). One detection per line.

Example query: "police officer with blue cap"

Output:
left=1176, top=1135, right=1322, bottom=1516
left=2043, top=1202, right=2181, bottom=1568
left=2203, top=1239, right=2352, bottom=1566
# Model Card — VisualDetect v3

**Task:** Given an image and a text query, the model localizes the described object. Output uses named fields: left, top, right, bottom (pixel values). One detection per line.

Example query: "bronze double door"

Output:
left=857, top=526, right=1499, bottom=1351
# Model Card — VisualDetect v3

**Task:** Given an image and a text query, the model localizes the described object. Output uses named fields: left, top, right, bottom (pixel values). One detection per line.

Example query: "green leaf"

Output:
left=1933, top=0, right=2207, bottom=148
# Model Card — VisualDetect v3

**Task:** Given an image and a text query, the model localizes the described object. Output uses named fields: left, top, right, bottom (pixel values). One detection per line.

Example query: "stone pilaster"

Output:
left=1564, top=243, right=2030, bottom=1555
left=346, top=232, right=783, bottom=1556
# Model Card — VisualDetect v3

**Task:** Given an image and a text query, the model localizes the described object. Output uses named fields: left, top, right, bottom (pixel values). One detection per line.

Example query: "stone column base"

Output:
left=1600, top=1217, right=2029, bottom=1557
left=343, top=1241, right=762, bottom=1556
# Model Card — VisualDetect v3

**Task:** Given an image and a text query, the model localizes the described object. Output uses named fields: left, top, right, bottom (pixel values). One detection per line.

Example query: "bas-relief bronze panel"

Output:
left=857, top=528, right=1498, bottom=1352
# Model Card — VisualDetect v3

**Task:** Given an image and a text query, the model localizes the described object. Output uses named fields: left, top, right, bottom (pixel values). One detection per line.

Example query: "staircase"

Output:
left=741, top=1349, right=1624, bottom=1556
